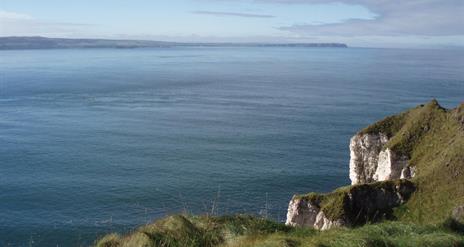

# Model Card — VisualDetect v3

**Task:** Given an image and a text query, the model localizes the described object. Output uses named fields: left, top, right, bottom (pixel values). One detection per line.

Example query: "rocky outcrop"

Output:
left=286, top=197, right=320, bottom=227
left=286, top=100, right=464, bottom=230
left=314, top=211, right=345, bottom=230
left=285, top=180, right=415, bottom=230
left=287, top=130, right=417, bottom=230
left=285, top=196, right=345, bottom=230
left=349, top=133, right=389, bottom=184
left=349, top=133, right=413, bottom=185
left=374, top=148, right=410, bottom=181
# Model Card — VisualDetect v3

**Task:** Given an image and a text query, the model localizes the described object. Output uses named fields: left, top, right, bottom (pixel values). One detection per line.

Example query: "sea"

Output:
left=0, top=46, right=463, bottom=246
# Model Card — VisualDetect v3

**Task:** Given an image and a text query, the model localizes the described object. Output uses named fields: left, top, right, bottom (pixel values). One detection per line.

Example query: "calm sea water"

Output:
left=0, top=47, right=463, bottom=246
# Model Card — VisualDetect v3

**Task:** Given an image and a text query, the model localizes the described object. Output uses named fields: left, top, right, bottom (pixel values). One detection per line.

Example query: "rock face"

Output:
left=285, top=180, right=415, bottom=230
left=349, top=133, right=413, bottom=185
left=374, top=148, right=409, bottom=181
left=346, top=181, right=415, bottom=222
left=313, top=211, right=345, bottom=230
left=286, top=197, right=320, bottom=227
left=285, top=105, right=438, bottom=230
left=285, top=196, right=344, bottom=230
left=285, top=101, right=464, bottom=231
left=349, top=133, right=389, bottom=184
left=286, top=131, right=417, bottom=231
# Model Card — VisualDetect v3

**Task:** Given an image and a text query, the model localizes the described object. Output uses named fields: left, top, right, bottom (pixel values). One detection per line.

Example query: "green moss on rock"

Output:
left=296, top=180, right=415, bottom=224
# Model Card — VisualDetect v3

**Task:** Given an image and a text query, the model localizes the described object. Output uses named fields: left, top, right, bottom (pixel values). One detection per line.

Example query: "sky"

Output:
left=0, top=0, right=463, bottom=48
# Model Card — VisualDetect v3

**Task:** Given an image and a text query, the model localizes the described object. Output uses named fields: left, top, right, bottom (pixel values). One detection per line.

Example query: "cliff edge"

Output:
left=95, top=100, right=464, bottom=246
left=286, top=100, right=464, bottom=229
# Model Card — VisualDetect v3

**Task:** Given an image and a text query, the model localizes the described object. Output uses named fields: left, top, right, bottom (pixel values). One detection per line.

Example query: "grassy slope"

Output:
left=95, top=215, right=464, bottom=247
left=361, top=100, right=464, bottom=223
left=283, top=100, right=464, bottom=225
left=96, top=101, right=464, bottom=247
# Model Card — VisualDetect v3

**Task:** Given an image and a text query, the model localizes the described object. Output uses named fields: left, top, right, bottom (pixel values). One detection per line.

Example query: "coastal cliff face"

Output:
left=285, top=180, right=415, bottom=230
left=286, top=120, right=417, bottom=230
left=375, top=148, right=411, bottom=181
left=96, top=101, right=464, bottom=246
left=286, top=100, right=464, bottom=230
left=349, top=134, right=412, bottom=185
left=349, top=133, right=388, bottom=184
left=286, top=196, right=344, bottom=230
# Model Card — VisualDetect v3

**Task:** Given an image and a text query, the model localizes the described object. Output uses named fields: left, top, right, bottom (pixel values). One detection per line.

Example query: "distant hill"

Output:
left=0, top=36, right=348, bottom=50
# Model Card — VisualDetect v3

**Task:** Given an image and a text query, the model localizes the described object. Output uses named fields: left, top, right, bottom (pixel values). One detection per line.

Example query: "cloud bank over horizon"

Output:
left=0, top=0, right=463, bottom=48
left=266, top=0, right=464, bottom=36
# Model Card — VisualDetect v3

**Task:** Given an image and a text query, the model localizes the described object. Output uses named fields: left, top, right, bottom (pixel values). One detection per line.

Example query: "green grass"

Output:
left=95, top=215, right=294, bottom=247
left=95, top=215, right=464, bottom=247
left=380, top=100, right=464, bottom=223
left=353, top=100, right=464, bottom=224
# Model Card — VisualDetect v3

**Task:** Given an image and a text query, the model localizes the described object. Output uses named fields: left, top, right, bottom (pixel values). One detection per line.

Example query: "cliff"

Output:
left=349, top=133, right=413, bottom=184
left=95, top=100, right=464, bottom=246
left=286, top=100, right=464, bottom=229
left=286, top=180, right=415, bottom=230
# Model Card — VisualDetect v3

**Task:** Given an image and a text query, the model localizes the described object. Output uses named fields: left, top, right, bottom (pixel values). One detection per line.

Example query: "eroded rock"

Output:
left=349, top=133, right=413, bottom=184
left=349, top=133, right=389, bottom=184
left=374, top=148, right=409, bottom=181
left=285, top=196, right=320, bottom=227
left=285, top=195, right=345, bottom=230
left=314, top=211, right=345, bottom=230
left=285, top=180, right=415, bottom=230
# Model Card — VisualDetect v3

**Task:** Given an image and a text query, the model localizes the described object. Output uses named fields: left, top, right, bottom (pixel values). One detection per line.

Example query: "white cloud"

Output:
left=0, top=10, right=33, bottom=20
left=277, top=1, right=464, bottom=36
left=204, top=0, right=464, bottom=37
left=0, top=9, right=94, bottom=37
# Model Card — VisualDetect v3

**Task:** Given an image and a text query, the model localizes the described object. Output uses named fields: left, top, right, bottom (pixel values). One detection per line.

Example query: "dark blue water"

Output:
left=0, top=47, right=463, bottom=246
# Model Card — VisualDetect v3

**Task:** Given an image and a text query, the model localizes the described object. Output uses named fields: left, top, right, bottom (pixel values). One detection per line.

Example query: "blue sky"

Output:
left=1, top=0, right=463, bottom=48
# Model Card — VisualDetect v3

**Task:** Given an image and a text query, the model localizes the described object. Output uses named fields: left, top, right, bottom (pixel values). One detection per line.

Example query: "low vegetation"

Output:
left=296, top=179, right=415, bottom=224
left=95, top=214, right=464, bottom=247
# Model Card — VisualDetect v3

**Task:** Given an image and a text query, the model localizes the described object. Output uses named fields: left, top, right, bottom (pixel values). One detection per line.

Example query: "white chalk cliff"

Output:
left=349, top=133, right=389, bottom=184
left=285, top=196, right=344, bottom=230
left=349, top=133, right=414, bottom=185
left=286, top=131, right=416, bottom=230
left=285, top=180, right=415, bottom=230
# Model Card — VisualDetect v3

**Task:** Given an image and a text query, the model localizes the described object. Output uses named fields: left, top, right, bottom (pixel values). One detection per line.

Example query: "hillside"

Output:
left=0, top=36, right=348, bottom=50
left=95, top=100, right=464, bottom=247
left=364, top=100, right=464, bottom=223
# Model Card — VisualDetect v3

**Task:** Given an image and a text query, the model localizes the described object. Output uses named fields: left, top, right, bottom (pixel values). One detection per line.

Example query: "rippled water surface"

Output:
left=0, top=47, right=463, bottom=246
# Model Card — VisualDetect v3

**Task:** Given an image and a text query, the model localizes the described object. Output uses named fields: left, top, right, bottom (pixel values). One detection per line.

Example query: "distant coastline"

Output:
left=0, top=36, right=348, bottom=50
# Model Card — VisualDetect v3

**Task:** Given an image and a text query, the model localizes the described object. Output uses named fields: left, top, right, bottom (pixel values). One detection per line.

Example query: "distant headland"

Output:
left=0, top=36, right=348, bottom=50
